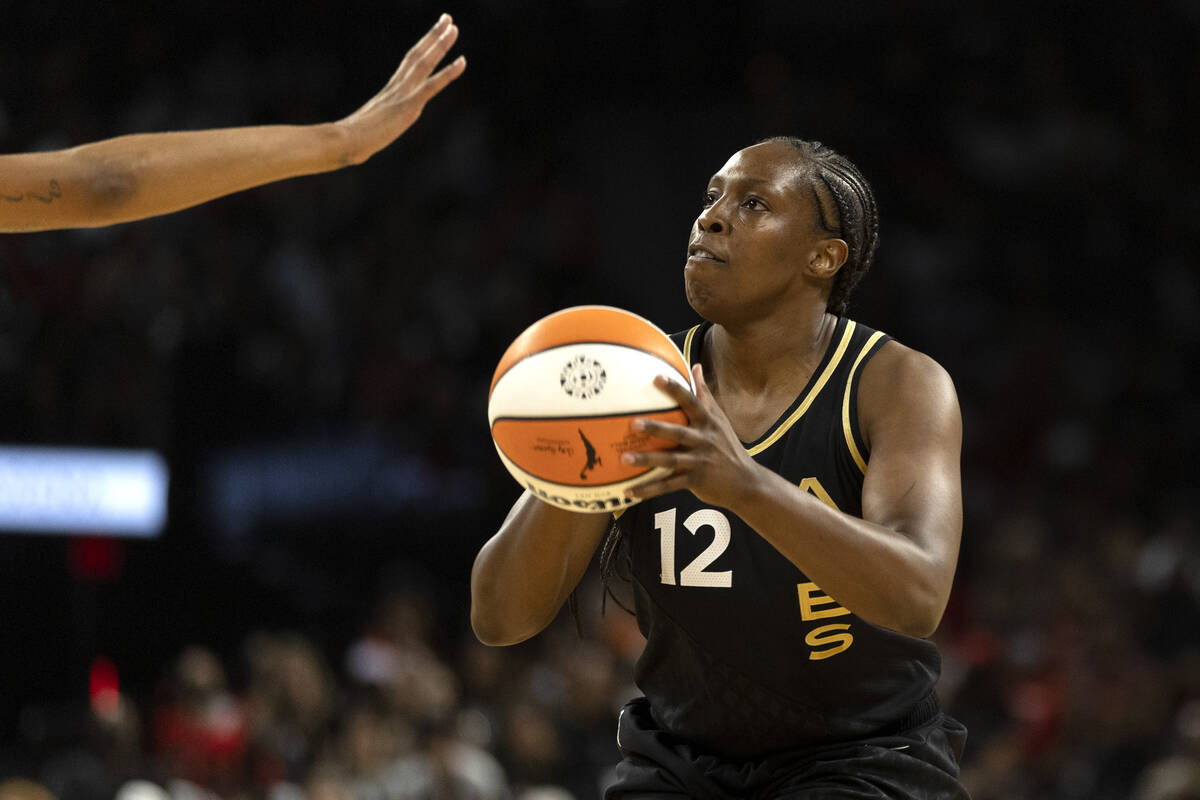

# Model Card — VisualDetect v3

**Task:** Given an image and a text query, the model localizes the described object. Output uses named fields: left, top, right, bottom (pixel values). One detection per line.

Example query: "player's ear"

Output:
left=807, top=238, right=848, bottom=279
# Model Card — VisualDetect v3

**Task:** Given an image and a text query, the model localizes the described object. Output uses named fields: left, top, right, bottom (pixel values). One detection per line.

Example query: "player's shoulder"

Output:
left=865, top=338, right=952, bottom=384
left=858, top=337, right=959, bottom=423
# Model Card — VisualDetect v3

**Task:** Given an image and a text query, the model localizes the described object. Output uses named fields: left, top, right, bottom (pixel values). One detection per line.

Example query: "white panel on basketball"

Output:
left=488, top=343, right=687, bottom=423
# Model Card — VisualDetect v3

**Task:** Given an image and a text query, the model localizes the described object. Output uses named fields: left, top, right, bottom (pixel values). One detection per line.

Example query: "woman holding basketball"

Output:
left=471, top=137, right=969, bottom=798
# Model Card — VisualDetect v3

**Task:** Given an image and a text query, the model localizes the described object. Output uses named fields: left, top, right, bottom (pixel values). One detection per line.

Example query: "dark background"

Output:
left=1, top=1, right=1198, bottom=798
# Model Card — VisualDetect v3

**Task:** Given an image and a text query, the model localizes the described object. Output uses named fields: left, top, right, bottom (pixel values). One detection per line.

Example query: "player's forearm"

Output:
left=50, top=124, right=347, bottom=229
left=470, top=494, right=608, bottom=646
left=733, top=469, right=952, bottom=638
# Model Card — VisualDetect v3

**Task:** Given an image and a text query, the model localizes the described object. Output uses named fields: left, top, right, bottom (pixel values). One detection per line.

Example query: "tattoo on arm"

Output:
left=1, top=179, right=63, bottom=204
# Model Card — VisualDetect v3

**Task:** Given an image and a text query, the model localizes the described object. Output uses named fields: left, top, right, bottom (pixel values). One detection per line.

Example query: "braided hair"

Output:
left=761, top=137, right=880, bottom=316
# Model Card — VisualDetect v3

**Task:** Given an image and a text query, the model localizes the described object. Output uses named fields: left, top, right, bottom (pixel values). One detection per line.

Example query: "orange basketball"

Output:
left=488, top=305, right=694, bottom=513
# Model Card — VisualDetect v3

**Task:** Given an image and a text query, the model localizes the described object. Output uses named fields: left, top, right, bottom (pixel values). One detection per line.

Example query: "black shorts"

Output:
left=605, top=697, right=970, bottom=800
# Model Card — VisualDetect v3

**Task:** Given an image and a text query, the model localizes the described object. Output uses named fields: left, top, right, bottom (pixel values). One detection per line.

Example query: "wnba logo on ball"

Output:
left=560, top=354, right=606, bottom=399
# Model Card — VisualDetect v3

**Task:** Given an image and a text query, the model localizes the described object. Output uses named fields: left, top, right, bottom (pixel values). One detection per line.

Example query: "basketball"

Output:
left=488, top=305, right=694, bottom=513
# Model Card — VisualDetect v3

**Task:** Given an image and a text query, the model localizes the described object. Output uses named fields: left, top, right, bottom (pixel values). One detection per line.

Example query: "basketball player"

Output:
left=0, top=14, right=464, bottom=233
left=471, top=137, right=969, bottom=797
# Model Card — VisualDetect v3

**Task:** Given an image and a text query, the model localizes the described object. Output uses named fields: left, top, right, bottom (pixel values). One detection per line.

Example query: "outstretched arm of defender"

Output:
left=0, top=14, right=464, bottom=233
left=471, top=492, right=611, bottom=646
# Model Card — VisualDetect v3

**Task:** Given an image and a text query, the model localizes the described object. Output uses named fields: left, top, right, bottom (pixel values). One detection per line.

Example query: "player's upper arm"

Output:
left=857, top=342, right=963, bottom=602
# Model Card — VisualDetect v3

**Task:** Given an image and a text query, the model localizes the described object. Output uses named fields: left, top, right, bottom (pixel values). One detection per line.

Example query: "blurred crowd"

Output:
left=2, top=1, right=1199, bottom=798
left=2, top=573, right=643, bottom=800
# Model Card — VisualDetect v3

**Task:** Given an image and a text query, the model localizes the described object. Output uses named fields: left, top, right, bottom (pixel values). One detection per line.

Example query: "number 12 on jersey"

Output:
left=655, top=508, right=733, bottom=588
left=654, top=505, right=856, bottom=660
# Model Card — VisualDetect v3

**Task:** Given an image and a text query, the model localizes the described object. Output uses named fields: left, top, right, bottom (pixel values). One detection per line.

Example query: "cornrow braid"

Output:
left=598, top=516, right=635, bottom=617
left=761, top=137, right=881, bottom=316
left=573, top=515, right=633, bottom=631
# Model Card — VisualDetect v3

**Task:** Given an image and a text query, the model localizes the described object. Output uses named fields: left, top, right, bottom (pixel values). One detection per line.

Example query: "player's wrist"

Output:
left=720, top=459, right=772, bottom=516
left=321, top=120, right=363, bottom=169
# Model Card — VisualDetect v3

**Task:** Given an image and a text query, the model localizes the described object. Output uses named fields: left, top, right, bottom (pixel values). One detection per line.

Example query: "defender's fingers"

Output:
left=408, top=23, right=459, bottom=80
left=408, top=14, right=453, bottom=61
left=416, top=55, right=466, bottom=102
left=393, top=15, right=454, bottom=81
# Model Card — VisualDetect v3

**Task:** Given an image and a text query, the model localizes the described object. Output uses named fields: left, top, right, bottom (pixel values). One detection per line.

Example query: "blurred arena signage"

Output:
left=0, top=445, right=168, bottom=537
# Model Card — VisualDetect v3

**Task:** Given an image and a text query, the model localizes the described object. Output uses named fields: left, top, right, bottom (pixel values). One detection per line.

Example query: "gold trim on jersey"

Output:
left=842, top=331, right=887, bottom=475
left=682, top=324, right=703, bottom=364
left=680, top=320, right=857, bottom=457
left=746, top=321, right=856, bottom=457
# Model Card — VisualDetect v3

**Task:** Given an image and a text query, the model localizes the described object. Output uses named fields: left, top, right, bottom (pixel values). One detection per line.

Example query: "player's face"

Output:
left=684, top=141, right=832, bottom=326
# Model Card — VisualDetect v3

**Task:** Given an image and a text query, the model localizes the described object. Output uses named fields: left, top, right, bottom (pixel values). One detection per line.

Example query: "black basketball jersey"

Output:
left=613, top=316, right=943, bottom=760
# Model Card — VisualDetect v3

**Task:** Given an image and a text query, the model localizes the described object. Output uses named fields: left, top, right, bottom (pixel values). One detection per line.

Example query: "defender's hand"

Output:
left=335, top=13, right=466, bottom=165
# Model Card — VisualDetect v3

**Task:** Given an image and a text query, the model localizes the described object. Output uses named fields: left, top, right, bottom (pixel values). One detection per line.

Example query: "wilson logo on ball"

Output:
left=488, top=305, right=694, bottom=513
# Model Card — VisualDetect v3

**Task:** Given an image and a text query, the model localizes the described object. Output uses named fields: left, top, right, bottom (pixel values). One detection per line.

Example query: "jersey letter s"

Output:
left=805, top=624, right=854, bottom=660
left=798, top=581, right=854, bottom=659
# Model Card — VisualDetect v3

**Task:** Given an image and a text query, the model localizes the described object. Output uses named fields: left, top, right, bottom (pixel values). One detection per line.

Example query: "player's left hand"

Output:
left=622, top=363, right=762, bottom=509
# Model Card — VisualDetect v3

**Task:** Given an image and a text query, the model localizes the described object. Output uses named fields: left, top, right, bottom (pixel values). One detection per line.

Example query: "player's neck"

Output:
left=706, top=308, right=837, bottom=395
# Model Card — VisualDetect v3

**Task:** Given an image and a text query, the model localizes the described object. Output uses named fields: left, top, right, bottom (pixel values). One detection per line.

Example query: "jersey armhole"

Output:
left=841, top=331, right=890, bottom=475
